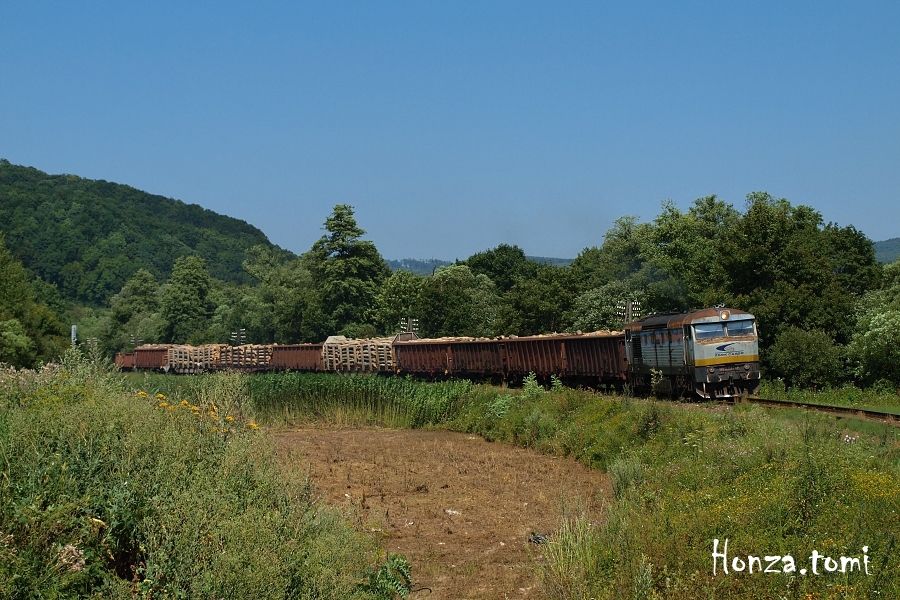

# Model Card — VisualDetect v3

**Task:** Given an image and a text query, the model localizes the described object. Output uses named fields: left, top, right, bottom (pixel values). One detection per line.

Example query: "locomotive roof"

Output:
left=624, top=307, right=754, bottom=332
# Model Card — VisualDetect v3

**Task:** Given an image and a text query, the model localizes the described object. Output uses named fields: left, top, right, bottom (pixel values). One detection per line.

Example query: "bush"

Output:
left=0, top=354, right=390, bottom=599
left=767, top=327, right=843, bottom=388
left=849, top=309, right=900, bottom=386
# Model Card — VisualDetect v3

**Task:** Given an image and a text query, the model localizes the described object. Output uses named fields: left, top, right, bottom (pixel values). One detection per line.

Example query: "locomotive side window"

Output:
left=725, top=320, right=755, bottom=337
left=694, top=323, right=725, bottom=340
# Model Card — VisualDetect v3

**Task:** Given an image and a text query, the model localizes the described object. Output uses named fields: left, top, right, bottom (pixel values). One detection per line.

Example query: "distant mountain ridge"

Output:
left=874, top=238, right=900, bottom=263
left=0, top=159, right=280, bottom=304
left=388, top=255, right=573, bottom=275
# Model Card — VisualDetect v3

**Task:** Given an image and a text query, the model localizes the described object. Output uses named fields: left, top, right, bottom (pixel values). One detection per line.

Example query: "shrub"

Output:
left=768, top=327, right=843, bottom=388
left=849, top=309, right=900, bottom=386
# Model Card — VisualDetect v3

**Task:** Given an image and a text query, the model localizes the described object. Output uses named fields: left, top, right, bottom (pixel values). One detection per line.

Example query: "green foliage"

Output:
left=464, top=244, right=537, bottom=293
left=0, top=234, right=67, bottom=366
left=609, top=456, right=644, bottom=499
left=567, top=281, right=645, bottom=332
left=501, top=265, right=574, bottom=334
left=416, top=265, right=500, bottom=337
left=727, top=193, right=875, bottom=347
left=849, top=310, right=900, bottom=386
left=306, top=205, right=390, bottom=334
left=0, top=160, right=277, bottom=304
left=644, top=197, right=739, bottom=308
left=849, top=260, right=900, bottom=386
left=759, top=379, right=900, bottom=413
left=160, top=255, right=214, bottom=343
left=521, top=372, right=546, bottom=400
left=98, top=268, right=165, bottom=351
left=231, top=246, right=327, bottom=343
left=357, top=554, right=413, bottom=599
left=239, top=373, right=473, bottom=428
left=375, top=270, right=425, bottom=334
left=768, top=327, right=844, bottom=388
left=450, top=390, right=899, bottom=599
left=0, top=355, right=389, bottom=599
left=0, top=319, right=34, bottom=366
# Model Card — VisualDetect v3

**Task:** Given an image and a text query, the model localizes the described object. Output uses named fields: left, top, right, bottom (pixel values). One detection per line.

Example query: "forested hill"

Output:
left=0, top=160, right=281, bottom=304
left=874, top=238, right=900, bottom=263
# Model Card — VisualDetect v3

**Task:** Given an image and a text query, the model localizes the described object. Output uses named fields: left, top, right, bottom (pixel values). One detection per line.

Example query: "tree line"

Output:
left=1, top=193, right=898, bottom=390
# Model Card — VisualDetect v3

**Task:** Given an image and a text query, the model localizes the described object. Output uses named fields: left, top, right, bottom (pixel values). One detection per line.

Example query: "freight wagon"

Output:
left=392, top=332, right=627, bottom=384
left=269, top=343, right=324, bottom=371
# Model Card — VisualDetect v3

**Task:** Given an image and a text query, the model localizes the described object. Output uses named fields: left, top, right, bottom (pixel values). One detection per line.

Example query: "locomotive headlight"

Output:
left=707, top=366, right=715, bottom=373
left=744, top=364, right=750, bottom=370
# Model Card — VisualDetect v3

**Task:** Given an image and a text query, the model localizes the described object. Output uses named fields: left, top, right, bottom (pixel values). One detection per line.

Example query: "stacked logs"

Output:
left=322, top=336, right=395, bottom=372
left=220, top=344, right=274, bottom=371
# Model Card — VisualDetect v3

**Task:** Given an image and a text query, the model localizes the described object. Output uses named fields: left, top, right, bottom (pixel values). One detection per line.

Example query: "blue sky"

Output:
left=2, top=1, right=899, bottom=259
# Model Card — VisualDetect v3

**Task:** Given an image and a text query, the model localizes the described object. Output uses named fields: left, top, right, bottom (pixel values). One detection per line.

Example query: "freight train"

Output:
left=115, top=307, right=760, bottom=399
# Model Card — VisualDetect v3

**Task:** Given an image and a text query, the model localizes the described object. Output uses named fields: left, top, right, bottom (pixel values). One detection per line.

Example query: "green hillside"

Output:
left=874, top=238, right=900, bottom=263
left=0, top=160, right=281, bottom=304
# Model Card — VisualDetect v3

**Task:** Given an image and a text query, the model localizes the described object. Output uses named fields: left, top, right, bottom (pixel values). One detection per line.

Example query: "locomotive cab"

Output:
left=625, top=307, right=760, bottom=399
left=687, top=309, right=760, bottom=399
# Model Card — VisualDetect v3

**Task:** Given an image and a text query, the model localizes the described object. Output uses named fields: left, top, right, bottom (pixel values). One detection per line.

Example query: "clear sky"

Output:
left=2, top=1, right=899, bottom=259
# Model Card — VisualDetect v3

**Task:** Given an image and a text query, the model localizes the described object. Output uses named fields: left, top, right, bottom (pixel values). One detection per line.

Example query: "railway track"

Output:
left=740, top=396, right=900, bottom=426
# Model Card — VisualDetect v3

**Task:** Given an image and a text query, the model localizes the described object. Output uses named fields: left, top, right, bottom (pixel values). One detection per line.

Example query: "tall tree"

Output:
left=160, top=256, right=214, bottom=343
left=849, top=260, right=900, bottom=385
left=416, top=265, right=500, bottom=337
left=644, top=197, right=739, bottom=309
left=99, top=268, right=164, bottom=351
left=0, top=233, right=66, bottom=366
left=305, top=205, right=389, bottom=335
left=726, top=192, right=875, bottom=348
left=567, top=281, right=647, bottom=332
left=375, top=270, right=425, bottom=334
left=464, top=244, right=537, bottom=294
left=501, top=265, right=573, bottom=334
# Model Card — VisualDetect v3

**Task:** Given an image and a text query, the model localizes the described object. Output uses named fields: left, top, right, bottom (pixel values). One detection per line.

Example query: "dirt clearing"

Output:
left=274, top=426, right=607, bottom=599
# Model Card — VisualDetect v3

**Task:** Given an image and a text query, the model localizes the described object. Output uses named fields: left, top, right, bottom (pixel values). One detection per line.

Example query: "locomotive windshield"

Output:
left=693, top=319, right=756, bottom=340
left=726, top=319, right=755, bottom=337
left=694, top=323, right=725, bottom=340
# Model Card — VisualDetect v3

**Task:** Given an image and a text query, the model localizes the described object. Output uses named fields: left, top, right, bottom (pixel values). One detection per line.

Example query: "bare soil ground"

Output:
left=274, top=426, right=608, bottom=600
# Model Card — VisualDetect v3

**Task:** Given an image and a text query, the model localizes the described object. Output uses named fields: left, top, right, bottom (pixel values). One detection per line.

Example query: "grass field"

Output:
left=126, top=370, right=900, bottom=600
left=759, top=379, right=900, bottom=415
left=0, top=356, right=412, bottom=599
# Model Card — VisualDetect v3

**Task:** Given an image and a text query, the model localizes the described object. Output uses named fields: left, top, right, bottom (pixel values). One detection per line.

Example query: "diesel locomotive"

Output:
left=625, top=307, right=760, bottom=399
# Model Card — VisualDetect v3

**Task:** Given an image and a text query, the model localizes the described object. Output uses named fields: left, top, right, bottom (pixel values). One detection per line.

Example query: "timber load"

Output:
left=167, top=344, right=225, bottom=374
left=322, top=336, right=395, bottom=372
left=220, top=344, right=274, bottom=371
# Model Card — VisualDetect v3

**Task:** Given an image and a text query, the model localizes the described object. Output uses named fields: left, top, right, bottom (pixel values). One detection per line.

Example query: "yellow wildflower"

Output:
left=155, top=392, right=167, bottom=400
left=247, top=421, right=260, bottom=430
left=158, top=401, right=169, bottom=409
left=179, top=400, right=189, bottom=407
left=225, top=415, right=234, bottom=423
left=136, top=390, right=149, bottom=398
